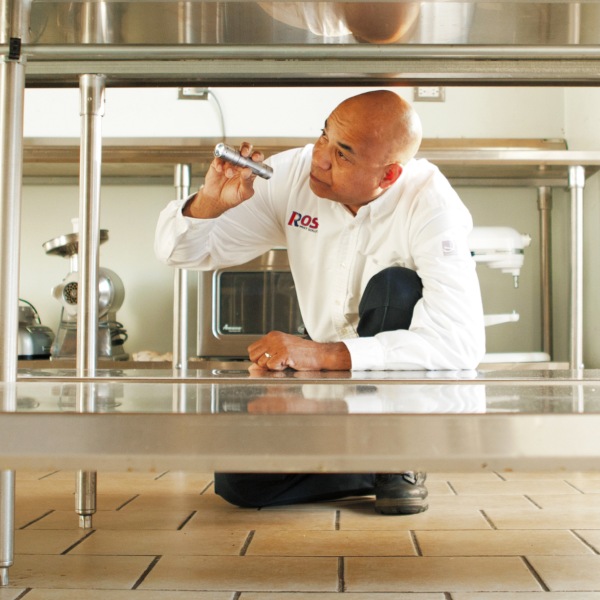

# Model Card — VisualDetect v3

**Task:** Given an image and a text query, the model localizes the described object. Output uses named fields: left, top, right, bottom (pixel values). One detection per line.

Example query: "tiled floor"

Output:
left=3, top=470, right=600, bottom=598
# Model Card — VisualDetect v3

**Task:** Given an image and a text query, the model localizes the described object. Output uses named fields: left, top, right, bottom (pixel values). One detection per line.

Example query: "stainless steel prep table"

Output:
left=5, top=0, right=600, bottom=587
left=3, top=367, right=600, bottom=585
left=5, top=368, right=600, bottom=473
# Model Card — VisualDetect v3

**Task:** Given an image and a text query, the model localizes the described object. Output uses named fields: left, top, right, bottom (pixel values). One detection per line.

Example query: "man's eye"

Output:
left=320, top=129, right=328, bottom=139
left=337, top=150, right=348, bottom=161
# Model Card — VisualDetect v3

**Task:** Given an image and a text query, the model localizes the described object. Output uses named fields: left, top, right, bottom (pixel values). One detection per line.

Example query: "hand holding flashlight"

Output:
left=214, top=143, right=273, bottom=180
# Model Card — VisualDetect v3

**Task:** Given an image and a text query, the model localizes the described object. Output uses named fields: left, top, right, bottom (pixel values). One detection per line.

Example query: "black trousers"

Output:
left=215, top=266, right=423, bottom=508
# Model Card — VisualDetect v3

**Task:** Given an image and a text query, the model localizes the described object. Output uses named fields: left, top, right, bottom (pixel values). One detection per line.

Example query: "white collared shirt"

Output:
left=155, top=145, right=485, bottom=370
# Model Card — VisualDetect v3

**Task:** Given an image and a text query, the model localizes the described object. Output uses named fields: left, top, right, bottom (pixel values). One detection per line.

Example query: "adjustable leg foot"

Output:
left=76, top=471, right=97, bottom=530
left=79, top=514, right=93, bottom=529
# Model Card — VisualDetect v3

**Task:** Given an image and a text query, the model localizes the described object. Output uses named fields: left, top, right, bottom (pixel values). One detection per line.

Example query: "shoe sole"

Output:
left=375, top=499, right=429, bottom=515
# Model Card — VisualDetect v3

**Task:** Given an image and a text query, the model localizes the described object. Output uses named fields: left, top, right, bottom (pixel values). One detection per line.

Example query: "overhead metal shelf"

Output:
left=22, top=136, right=600, bottom=186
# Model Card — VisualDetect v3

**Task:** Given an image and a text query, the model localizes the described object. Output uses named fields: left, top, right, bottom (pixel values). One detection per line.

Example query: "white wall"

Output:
left=21, top=86, right=570, bottom=359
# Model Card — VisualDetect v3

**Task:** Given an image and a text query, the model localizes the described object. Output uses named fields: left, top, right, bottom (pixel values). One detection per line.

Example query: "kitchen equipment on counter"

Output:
left=43, top=223, right=129, bottom=361
left=468, top=226, right=532, bottom=289
left=468, top=226, right=548, bottom=363
left=197, top=248, right=305, bottom=359
left=468, top=226, right=532, bottom=329
left=18, top=300, right=55, bottom=360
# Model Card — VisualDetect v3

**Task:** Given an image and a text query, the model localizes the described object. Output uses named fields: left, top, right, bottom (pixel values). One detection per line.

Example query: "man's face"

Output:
left=309, top=106, right=391, bottom=213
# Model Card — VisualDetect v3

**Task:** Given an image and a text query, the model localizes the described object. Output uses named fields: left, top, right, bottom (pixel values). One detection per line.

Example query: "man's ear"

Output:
left=380, top=163, right=403, bottom=189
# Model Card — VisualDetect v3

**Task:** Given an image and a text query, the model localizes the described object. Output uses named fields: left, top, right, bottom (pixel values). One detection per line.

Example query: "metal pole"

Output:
left=173, top=164, right=191, bottom=373
left=0, top=0, right=30, bottom=586
left=75, top=74, right=105, bottom=528
left=76, top=73, right=105, bottom=377
left=16, top=43, right=600, bottom=61
left=537, top=187, right=553, bottom=358
left=568, top=165, right=585, bottom=370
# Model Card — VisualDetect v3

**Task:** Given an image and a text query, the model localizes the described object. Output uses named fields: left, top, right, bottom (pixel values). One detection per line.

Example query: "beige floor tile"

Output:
left=528, top=555, right=600, bottom=591
left=340, top=508, right=491, bottom=531
left=499, top=471, right=600, bottom=481
left=427, top=494, right=536, bottom=510
left=42, top=472, right=197, bottom=495
left=424, top=481, right=456, bottom=496
left=120, top=493, right=207, bottom=512
left=15, top=529, right=90, bottom=554
left=9, top=470, right=600, bottom=596
left=449, top=481, right=581, bottom=496
left=575, top=530, right=600, bottom=552
left=140, top=555, right=339, bottom=592
left=152, top=471, right=213, bottom=486
left=160, top=491, right=251, bottom=514
left=453, top=593, right=600, bottom=599
left=46, top=471, right=162, bottom=483
left=566, top=480, right=600, bottom=493
left=24, top=591, right=234, bottom=600
left=528, top=494, right=600, bottom=509
left=240, top=593, right=445, bottom=599
left=247, top=529, right=417, bottom=556
left=485, top=507, right=600, bottom=529
left=416, top=530, right=594, bottom=556
left=0, top=590, right=26, bottom=600
left=345, top=556, right=542, bottom=592
left=6, top=555, right=153, bottom=589
left=16, top=492, right=135, bottom=512
left=428, top=472, right=505, bottom=482
left=185, top=509, right=335, bottom=531
left=15, top=507, right=56, bottom=529
left=15, top=470, right=59, bottom=481
left=27, top=510, right=194, bottom=530
left=70, top=529, right=249, bottom=556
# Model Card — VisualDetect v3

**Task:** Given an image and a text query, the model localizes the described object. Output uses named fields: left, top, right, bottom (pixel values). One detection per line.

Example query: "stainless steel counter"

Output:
left=3, top=367, right=600, bottom=586
left=3, top=369, right=600, bottom=472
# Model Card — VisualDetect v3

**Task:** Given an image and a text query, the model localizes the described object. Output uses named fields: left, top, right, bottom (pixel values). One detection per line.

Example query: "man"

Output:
left=155, top=90, right=486, bottom=515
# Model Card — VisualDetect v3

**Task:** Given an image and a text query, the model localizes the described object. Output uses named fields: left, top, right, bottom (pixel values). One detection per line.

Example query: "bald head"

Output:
left=334, top=91, right=422, bottom=166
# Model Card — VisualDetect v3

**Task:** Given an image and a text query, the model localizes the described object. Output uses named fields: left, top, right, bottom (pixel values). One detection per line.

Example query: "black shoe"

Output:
left=374, top=472, right=428, bottom=515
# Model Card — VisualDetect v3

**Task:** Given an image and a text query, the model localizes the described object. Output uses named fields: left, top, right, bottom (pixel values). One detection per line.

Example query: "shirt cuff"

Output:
left=342, top=337, right=386, bottom=371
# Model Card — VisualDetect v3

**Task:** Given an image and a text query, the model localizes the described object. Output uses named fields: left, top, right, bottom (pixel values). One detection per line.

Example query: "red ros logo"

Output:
left=287, top=211, right=319, bottom=231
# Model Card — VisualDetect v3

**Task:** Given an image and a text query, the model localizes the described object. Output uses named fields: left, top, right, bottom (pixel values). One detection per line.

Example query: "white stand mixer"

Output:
left=468, top=226, right=549, bottom=363
left=43, top=221, right=129, bottom=361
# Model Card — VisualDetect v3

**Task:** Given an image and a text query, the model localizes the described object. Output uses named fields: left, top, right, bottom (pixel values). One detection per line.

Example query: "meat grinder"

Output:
left=43, top=223, right=129, bottom=360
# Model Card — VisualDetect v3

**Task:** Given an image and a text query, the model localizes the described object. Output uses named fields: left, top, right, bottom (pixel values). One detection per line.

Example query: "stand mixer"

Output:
left=468, top=226, right=548, bottom=363
left=43, top=222, right=129, bottom=361
left=468, top=226, right=531, bottom=328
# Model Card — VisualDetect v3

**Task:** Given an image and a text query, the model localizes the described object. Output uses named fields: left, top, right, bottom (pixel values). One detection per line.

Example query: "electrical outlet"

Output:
left=414, top=86, right=445, bottom=102
left=178, top=87, right=210, bottom=100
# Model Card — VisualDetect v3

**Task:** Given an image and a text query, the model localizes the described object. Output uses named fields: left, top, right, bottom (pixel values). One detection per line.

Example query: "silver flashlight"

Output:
left=214, top=143, right=273, bottom=180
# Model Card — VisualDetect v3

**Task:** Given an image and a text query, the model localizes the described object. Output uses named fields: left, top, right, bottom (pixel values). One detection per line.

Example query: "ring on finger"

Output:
left=264, top=352, right=272, bottom=359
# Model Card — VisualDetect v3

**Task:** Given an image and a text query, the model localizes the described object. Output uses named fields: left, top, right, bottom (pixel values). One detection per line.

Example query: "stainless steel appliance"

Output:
left=197, top=248, right=305, bottom=359
left=17, top=302, right=55, bottom=360
left=43, top=225, right=129, bottom=361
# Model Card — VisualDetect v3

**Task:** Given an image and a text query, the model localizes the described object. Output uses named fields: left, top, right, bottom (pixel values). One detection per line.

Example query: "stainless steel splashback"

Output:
left=16, top=1, right=600, bottom=86
left=26, top=2, right=597, bottom=46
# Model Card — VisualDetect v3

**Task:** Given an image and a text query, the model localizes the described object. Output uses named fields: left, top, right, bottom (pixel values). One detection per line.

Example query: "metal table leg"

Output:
left=0, top=0, right=31, bottom=584
left=568, top=165, right=585, bottom=370
left=537, top=186, right=553, bottom=358
left=173, top=164, right=192, bottom=375
left=0, top=470, right=15, bottom=586
left=76, top=74, right=106, bottom=528
left=75, top=470, right=96, bottom=529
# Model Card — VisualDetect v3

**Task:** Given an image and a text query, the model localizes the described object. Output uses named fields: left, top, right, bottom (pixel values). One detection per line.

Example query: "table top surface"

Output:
left=2, top=367, right=600, bottom=472
left=6, top=366, right=600, bottom=416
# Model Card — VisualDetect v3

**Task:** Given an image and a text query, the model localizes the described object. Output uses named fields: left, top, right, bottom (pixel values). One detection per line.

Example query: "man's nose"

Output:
left=312, top=143, right=331, bottom=170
